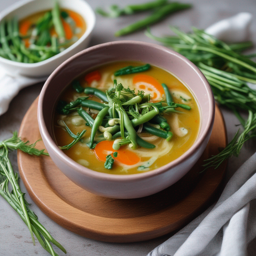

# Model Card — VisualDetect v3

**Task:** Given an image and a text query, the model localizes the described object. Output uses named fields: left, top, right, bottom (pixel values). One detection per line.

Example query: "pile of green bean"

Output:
left=96, top=0, right=192, bottom=36
left=0, top=2, right=71, bottom=63
left=57, top=64, right=191, bottom=167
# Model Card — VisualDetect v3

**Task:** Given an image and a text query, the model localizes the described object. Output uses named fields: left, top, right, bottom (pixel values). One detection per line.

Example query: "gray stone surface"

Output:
left=0, top=0, right=256, bottom=255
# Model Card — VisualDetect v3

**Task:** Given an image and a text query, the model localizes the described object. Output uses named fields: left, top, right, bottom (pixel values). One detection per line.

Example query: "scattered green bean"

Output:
left=89, top=107, right=109, bottom=148
left=114, top=64, right=151, bottom=76
left=115, top=3, right=192, bottom=36
left=81, top=99, right=106, bottom=111
left=84, top=87, right=108, bottom=102
left=162, top=83, right=173, bottom=105
left=77, top=107, right=94, bottom=128
left=143, top=123, right=173, bottom=141
left=112, top=131, right=155, bottom=149
left=52, top=1, right=65, bottom=41
left=151, top=115, right=170, bottom=131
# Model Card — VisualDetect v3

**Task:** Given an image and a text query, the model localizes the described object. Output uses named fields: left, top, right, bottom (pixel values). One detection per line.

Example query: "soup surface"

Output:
left=54, top=61, right=200, bottom=175
left=19, top=8, right=86, bottom=48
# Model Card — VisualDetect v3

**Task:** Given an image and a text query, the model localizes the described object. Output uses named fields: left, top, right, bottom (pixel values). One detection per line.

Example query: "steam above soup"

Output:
left=54, top=61, right=200, bottom=175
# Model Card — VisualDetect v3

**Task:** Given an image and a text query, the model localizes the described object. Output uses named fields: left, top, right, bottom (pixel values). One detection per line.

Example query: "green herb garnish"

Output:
left=104, top=155, right=115, bottom=169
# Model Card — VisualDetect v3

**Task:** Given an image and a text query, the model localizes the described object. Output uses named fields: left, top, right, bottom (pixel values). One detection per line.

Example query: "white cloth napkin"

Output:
left=0, top=69, right=45, bottom=115
left=148, top=153, right=256, bottom=256
left=148, top=13, right=255, bottom=256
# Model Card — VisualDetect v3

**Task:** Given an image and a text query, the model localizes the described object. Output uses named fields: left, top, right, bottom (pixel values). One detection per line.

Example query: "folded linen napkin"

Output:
left=0, top=69, right=45, bottom=115
left=149, top=153, right=256, bottom=256
left=148, top=13, right=255, bottom=256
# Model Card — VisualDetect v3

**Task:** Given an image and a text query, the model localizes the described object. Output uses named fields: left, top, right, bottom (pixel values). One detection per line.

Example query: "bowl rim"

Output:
left=0, top=0, right=95, bottom=68
left=38, top=40, right=215, bottom=182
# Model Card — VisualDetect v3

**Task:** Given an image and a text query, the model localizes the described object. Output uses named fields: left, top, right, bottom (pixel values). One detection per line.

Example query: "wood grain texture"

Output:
left=17, top=97, right=227, bottom=243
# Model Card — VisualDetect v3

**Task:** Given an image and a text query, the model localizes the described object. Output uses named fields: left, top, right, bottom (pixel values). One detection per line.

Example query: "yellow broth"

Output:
left=54, top=61, right=200, bottom=175
left=19, top=9, right=86, bottom=48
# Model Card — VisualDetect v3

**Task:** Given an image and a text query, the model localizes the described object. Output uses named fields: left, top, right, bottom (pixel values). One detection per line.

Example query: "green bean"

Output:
left=11, top=18, right=20, bottom=48
left=89, top=107, right=109, bottom=148
left=131, top=106, right=159, bottom=127
left=52, top=2, right=65, bottom=41
left=7, top=19, right=22, bottom=62
left=122, top=96, right=142, bottom=105
left=115, top=3, right=192, bottom=37
left=72, top=80, right=84, bottom=93
left=20, top=44, right=41, bottom=62
left=136, top=134, right=156, bottom=148
left=36, top=30, right=51, bottom=46
left=143, top=123, right=173, bottom=141
left=124, top=0, right=168, bottom=14
left=121, top=108, right=138, bottom=149
left=151, top=115, right=170, bottom=131
left=84, top=87, right=108, bottom=102
left=114, top=64, right=151, bottom=76
left=162, top=83, right=173, bottom=105
left=0, top=20, right=16, bottom=61
left=36, top=11, right=53, bottom=33
left=97, top=0, right=168, bottom=17
left=175, top=103, right=191, bottom=110
left=81, top=100, right=105, bottom=111
left=77, top=107, right=94, bottom=128
left=112, top=131, right=155, bottom=149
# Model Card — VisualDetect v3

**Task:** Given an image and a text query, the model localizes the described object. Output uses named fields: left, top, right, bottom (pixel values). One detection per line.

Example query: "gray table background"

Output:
left=0, top=0, right=256, bottom=255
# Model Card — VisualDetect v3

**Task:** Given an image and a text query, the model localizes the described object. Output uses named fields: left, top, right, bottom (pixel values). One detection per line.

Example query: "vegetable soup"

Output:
left=0, top=2, right=86, bottom=63
left=54, top=61, right=200, bottom=175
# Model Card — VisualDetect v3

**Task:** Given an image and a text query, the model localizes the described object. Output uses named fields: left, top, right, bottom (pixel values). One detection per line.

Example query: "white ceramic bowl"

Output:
left=0, top=0, right=95, bottom=77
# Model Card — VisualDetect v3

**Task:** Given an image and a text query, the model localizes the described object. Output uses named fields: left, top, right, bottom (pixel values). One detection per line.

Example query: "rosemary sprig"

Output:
left=0, top=131, right=49, bottom=156
left=203, top=111, right=256, bottom=171
left=0, top=133, right=66, bottom=256
left=146, top=26, right=256, bottom=170
left=146, top=27, right=256, bottom=113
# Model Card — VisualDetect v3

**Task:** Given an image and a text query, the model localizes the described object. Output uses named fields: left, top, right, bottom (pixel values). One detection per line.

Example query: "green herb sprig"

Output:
left=146, top=26, right=256, bottom=169
left=203, top=111, right=256, bottom=170
left=0, top=133, right=66, bottom=256
left=146, top=27, right=256, bottom=113
left=104, top=155, right=115, bottom=169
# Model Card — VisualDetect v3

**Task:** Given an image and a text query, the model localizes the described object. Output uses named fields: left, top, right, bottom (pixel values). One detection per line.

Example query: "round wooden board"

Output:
left=18, top=97, right=227, bottom=243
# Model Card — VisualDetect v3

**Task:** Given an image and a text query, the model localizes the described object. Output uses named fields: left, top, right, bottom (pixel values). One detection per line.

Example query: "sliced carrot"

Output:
left=85, top=71, right=101, bottom=84
left=62, top=18, right=73, bottom=40
left=133, top=74, right=165, bottom=101
left=19, top=20, right=31, bottom=48
left=68, top=11, right=84, bottom=27
left=19, top=20, right=31, bottom=36
left=94, top=140, right=140, bottom=166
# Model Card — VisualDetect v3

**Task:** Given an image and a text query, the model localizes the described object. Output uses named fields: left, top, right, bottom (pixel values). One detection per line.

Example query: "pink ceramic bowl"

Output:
left=38, top=41, right=214, bottom=199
